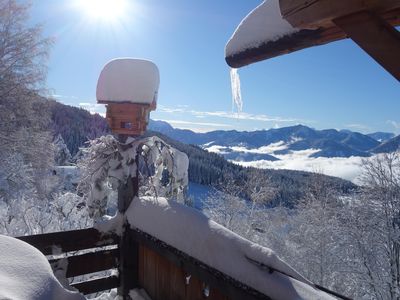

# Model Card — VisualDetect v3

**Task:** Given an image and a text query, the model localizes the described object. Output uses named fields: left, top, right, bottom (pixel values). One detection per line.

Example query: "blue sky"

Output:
left=29, top=0, right=400, bottom=133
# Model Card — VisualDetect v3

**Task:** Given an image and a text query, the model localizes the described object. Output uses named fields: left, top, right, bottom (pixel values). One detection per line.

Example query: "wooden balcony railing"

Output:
left=17, top=228, right=120, bottom=295
left=16, top=227, right=271, bottom=299
left=17, top=227, right=352, bottom=300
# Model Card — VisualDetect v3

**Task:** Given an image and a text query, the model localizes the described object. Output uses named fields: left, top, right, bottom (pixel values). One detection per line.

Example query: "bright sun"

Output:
left=77, top=0, right=127, bottom=22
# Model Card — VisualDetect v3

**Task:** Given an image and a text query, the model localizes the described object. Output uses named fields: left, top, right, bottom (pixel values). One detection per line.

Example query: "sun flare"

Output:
left=77, top=0, right=128, bottom=22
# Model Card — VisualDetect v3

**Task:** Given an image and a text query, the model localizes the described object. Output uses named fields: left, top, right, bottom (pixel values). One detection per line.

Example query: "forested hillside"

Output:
left=145, top=130, right=356, bottom=207
left=50, top=100, right=110, bottom=155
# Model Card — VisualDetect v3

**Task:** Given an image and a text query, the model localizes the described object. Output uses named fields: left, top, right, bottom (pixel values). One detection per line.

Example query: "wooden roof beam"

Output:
left=333, top=11, right=400, bottom=81
left=280, top=0, right=400, bottom=29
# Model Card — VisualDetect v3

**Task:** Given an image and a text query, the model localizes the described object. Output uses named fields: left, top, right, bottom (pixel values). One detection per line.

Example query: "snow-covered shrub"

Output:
left=54, top=134, right=72, bottom=166
left=78, top=135, right=189, bottom=220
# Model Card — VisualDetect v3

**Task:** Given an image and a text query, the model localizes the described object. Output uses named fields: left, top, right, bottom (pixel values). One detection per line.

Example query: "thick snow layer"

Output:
left=126, top=197, right=335, bottom=300
left=95, top=212, right=125, bottom=236
left=129, top=289, right=152, bottom=300
left=0, top=235, right=85, bottom=300
left=96, top=58, right=159, bottom=105
left=93, top=288, right=152, bottom=300
left=225, top=0, right=299, bottom=57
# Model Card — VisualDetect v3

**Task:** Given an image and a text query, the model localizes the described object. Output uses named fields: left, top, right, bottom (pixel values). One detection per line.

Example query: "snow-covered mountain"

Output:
left=367, top=132, right=395, bottom=143
left=148, top=120, right=393, bottom=161
left=372, top=134, right=400, bottom=153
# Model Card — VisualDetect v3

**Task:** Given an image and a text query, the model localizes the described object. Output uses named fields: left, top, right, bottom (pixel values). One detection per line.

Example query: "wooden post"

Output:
left=333, top=11, right=400, bottom=81
left=117, top=135, right=140, bottom=299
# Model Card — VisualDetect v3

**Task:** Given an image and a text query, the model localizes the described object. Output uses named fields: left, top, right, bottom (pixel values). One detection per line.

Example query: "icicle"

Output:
left=185, top=275, right=191, bottom=285
left=202, top=284, right=210, bottom=297
left=230, top=68, right=243, bottom=113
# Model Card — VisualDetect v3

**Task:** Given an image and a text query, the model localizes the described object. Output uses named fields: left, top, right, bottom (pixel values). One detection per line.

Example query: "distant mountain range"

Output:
left=149, top=120, right=399, bottom=161
left=48, top=100, right=399, bottom=163
left=372, top=135, right=400, bottom=154
left=50, top=102, right=357, bottom=207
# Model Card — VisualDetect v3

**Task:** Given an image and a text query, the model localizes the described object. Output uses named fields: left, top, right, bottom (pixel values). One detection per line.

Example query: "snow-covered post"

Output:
left=116, top=135, right=140, bottom=213
left=116, top=136, right=141, bottom=298
left=96, top=58, right=159, bottom=213
left=96, top=58, right=160, bottom=298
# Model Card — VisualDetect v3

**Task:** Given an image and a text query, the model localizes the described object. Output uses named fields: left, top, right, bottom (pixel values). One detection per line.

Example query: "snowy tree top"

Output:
left=225, top=0, right=299, bottom=57
left=96, top=58, right=159, bottom=105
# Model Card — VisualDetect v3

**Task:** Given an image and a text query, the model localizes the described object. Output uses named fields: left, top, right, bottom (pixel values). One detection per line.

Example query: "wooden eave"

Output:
left=226, top=0, right=400, bottom=81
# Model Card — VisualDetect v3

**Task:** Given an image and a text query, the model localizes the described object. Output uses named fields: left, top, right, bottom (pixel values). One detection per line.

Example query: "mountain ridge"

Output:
left=148, top=120, right=397, bottom=161
left=49, top=102, right=357, bottom=207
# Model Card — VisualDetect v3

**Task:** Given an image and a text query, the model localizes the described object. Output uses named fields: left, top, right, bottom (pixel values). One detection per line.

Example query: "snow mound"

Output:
left=96, top=58, right=159, bottom=105
left=225, top=0, right=299, bottom=57
left=127, top=197, right=335, bottom=300
left=0, top=235, right=85, bottom=300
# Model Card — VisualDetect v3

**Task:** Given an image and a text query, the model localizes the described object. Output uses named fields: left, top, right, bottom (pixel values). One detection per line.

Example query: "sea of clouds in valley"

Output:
left=205, top=141, right=365, bottom=183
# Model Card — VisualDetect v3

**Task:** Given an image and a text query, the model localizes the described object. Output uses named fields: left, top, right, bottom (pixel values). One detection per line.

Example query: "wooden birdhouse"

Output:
left=96, top=58, right=160, bottom=136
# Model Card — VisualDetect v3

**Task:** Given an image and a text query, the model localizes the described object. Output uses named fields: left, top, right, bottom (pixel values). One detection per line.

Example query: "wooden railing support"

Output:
left=119, top=224, right=140, bottom=298
left=117, top=136, right=141, bottom=299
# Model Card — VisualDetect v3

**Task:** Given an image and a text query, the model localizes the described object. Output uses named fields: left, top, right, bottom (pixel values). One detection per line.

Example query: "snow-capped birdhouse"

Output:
left=96, top=58, right=159, bottom=135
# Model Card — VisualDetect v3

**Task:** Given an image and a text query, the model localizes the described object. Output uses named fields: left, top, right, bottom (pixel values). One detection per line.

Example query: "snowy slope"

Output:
left=372, top=134, right=400, bottom=153
left=187, top=182, right=215, bottom=209
left=127, top=197, right=335, bottom=300
left=367, top=132, right=395, bottom=143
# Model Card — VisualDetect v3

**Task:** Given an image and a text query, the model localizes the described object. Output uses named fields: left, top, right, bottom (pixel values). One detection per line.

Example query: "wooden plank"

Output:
left=280, top=0, right=400, bottom=28
left=118, top=226, right=140, bottom=298
left=130, top=228, right=271, bottom=300
left=141, top=243, right=158, bottom=300
left=167, top=255, right=186, bottom=300
left=17, top=228, right=119, bottom=256
left=154, top=249, right=171, bottom=300
left=140, top=244, right=226, bottom=300
left=185, top=275, right=205, bottom=300
left=117, top=164, right=140, bottom=299
left=71, top=275, right=119, bottom=295
left=226, top=27, right=343, bottom=68
left=49, top=249, right=119, bottom=278
left=333, top=11, right=400, bottom=81
left=138, top=244, right=145, bottom=288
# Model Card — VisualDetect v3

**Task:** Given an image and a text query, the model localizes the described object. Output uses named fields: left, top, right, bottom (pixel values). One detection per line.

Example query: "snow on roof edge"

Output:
left=225, top=0, right=299, bottom=59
